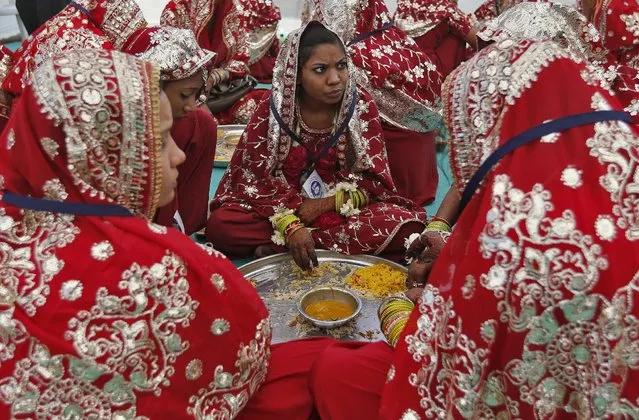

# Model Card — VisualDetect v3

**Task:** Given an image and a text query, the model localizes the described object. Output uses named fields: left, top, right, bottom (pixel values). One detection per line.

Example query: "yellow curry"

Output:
left=305, top=299, right=354, bottom=321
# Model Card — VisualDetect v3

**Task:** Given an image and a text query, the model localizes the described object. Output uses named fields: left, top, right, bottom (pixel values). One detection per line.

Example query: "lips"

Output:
left=327, top=89, right=343, bottom=98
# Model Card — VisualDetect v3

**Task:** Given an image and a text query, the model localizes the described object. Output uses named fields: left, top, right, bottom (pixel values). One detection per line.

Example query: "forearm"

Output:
left=434, top=187, right=461, bottom=226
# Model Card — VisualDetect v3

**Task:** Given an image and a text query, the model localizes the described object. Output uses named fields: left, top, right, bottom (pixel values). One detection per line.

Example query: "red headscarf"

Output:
left=161, top=0, right=281, bottom=79
left=120, top=26, right=216, bottom=83
left=211, top=23, right=426, bottom=255
left=303, top=0, right=444, bottom=134
left=393, top=0, right=474, bottom=40
left=0, top=49, right=269, bottom=418
left=381, top=39, right=639, bottom=418
left=2, top=0, right=147, bottom=97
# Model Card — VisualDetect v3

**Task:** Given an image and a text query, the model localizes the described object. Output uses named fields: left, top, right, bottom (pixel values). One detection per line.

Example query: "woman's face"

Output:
left=158, top=91, right=186, bottom=209
left=163, top=70, right=204, bottom=119
left=299, top=43, right=349, bottom=107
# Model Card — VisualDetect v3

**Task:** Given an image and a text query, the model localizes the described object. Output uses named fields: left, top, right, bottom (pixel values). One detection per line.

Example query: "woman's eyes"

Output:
left=312, top=63, right=348, bottom=74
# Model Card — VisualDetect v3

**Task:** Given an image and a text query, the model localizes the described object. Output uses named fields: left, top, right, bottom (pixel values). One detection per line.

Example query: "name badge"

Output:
left=302, top=170, right=326, bottom=199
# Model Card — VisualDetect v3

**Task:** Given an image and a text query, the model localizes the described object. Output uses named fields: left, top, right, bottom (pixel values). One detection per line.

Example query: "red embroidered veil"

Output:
left=0, top=49, right=269, bottom=418
left=2, top=0, right=146, bottom=97
left=160, top=0, right=281, bottom=81
left=381, top=39, right=639, bottom=418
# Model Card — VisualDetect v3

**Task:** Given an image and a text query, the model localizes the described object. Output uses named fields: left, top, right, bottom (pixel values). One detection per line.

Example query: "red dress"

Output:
left=161, top=0, right=281, bottom=124
left=121, top=26, right=218, bottom=235
left=208, top=23, right=426, bottom=259
left=304, top=0, right=444, bottom=205
left=2, top=0, right=146, bottom=98
left=394, top=0, right=473, bottom=78
left=0, top=48, right=338, bottom=419
left=311, top=39, right=639, bottom=419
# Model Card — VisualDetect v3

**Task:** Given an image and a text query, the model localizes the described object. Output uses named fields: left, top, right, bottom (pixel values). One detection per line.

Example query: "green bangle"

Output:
left=425, top=221, right=451, bottom=233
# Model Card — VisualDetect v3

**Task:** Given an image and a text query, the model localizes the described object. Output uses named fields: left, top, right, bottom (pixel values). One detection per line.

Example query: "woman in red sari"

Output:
left=0, top=48, right=338, bottom=419
left=161, top=0, right=281, bottom=124
left=585, top=0, right=639, bottom=116
left=303, top=0, right=445, bottom=206
left=208, top=22, right=426, bottom=269
left=309, top=39, right=639, bottom=418
left=121, top=26, right=217, bottom=235
left=2, top=0, right=146, bottom=98
left=393, top=0, right=477, bottom=79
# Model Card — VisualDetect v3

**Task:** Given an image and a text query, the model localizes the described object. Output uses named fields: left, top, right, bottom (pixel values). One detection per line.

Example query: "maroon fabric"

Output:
left=206, top=205, right=278, bottom=257
left=383, top=123, right=438, bottom=206
left=156, top=107, right=217, bottom=234
left=208, top=204, right=421, bottom=262
left=414, top=21, right=468, bottom=79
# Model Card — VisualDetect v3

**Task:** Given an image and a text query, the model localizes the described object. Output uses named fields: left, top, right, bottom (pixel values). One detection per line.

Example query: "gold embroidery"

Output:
left=5, top=129, right=14, bottom=150
left=587, top=93, right=639, bottom=241
left=188, top=318, right=270, bottom=418
left=186, top=359, right=204, bottom=381
left=65, top=253, right=198, bottom=397
left=31, top=49, right=162, bottom=219
left=210, top=274, right=226, bottom=292
left=0, top=208, right=79, bottom=317
left=42, top=179, right=68, bottom=201
left=406, top=176, right=638, bottom=418
left=39, top=137, right=60, bottom=159
left=59, top=280, right=83, bottom=301
left=561, top=167, right=583, bottom=189
left=211, top=319, right=231, bottom=336
left=445, top=40, right=580, bottom=192
left=90, top=241, right=114, bottom=261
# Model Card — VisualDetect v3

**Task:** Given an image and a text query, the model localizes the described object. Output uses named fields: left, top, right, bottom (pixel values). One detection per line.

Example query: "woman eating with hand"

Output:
left=208, top=22, right=426, bottom=270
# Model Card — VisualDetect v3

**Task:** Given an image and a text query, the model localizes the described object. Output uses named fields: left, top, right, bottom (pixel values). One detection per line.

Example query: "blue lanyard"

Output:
left=459, top=110, right=634, bottom=214
left=347, top=22, right=393, bottom=47
left=1, top=191, right=133, bottom=217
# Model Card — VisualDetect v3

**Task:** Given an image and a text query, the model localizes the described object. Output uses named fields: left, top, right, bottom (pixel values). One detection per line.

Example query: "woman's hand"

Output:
left=405, top=230, right=450, bottom=288
left=207, top=68, right=229, bottom=90
left=287, top=227, right=318, bottom=271
left=298, top=197, right=335, bottom=225
left=404, top=287, right=424, bottom=304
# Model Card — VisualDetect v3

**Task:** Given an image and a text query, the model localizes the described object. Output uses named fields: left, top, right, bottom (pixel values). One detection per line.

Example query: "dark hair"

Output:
left=298, top=22, right=345, bottom=68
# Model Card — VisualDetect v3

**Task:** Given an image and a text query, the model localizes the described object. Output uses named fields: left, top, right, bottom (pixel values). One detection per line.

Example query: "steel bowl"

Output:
left=297, top=287, right=362, bottom=329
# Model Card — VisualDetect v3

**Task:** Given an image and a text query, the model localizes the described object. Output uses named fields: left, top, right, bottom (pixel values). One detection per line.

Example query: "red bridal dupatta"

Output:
left=381, top=39, right=639, bottom=418
left=2, top=0, right=146, bottom=97
left=393, top=0, right=473, bottom=78
left=477, top=2, right=639, bottom=118
left=394, top=0, right=473, bottom=43
left=591, top=0, right=639, bottom=117
left=303, top=0, right=444, bottom=134
left=211, top=23, right=426, bottom=255
left=0, top=49, right=269, bottom=418
left=160, top=0, right=281, bottom=81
